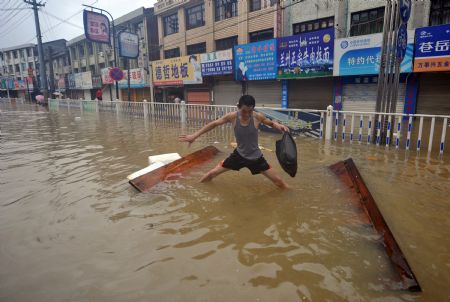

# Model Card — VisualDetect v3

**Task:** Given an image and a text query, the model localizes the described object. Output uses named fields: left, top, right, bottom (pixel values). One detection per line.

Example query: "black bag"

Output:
left=275, top=132, right=297, bottom=177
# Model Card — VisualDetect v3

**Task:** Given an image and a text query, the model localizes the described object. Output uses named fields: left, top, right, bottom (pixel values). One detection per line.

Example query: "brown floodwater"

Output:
left=0, top=103, right=449, bottom=302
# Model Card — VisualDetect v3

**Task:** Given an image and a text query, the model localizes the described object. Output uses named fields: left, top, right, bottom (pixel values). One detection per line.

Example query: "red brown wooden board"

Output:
left=129, top=146, right=220, bottom=192
left=329, top=158, right=421, bottom=292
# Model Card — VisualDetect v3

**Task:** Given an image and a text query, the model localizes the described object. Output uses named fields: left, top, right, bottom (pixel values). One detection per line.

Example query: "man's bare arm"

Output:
left=179, top=112, right=234, bottom=145
left=256, top=112, right=289, bottom=132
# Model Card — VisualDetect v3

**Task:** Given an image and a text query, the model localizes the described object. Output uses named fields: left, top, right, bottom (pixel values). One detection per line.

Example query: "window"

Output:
left=250, top=0, right=261, bottom=12
left=15, top=65, right=20, bottom=72
left=215, top=0, right=238, bottom=22
left=78, top=44, right=85, bottom=57
left=430, top=0, right=450, bottom=25
left=71, top=48, right=76, bottom=60
left=186, top=4, right=205, bottom=30
left=164, top=47, right=180, bottom=59
left=187, top=42, right=206, bottom=55
left=350, top=7, right=384, bottom=36
left=26, top=48, right=31, bottom=57
left=293, top=16, right=334, bottom=35
left=163, top=13, right=179, bottom=36
left=13, top=51, right=18, bottom=59
left=215, top=35, right=238, bottom=51
left=249, top=28, right=274, bottom=42
left=87, top=42, right=93, bottom=55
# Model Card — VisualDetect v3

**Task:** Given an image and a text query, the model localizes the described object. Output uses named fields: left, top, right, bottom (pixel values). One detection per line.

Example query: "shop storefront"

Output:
left=152, top=55, right=208, bottom=103
left=277, top=28, right=335, bottom=109
left=333, top=31, right=415, bottom=113
left=234, top=39, right=281, bottom=106
left=413, top=24, right=450, bottom=115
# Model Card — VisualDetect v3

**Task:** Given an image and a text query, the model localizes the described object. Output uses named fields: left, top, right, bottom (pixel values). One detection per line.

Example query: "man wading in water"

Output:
left=179, top=95, right=290, bottom=189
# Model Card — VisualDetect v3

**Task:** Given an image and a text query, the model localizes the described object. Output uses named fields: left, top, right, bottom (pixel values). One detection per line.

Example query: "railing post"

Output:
left=325, top=105, right=333, bottom=141
left=95, top=100, right=99, bottom=113
left=180, top=100, right=187, bottom=125
left=320, top=112, right=324, bottom=139
left=440, top=117, right=447, bottom=155
left=115, top=100, right=119, bottom=116
left=150, top=100, right=155, bottom=118
left=428, top=117, right=436, bottom=153
left=143, top=99, right=148, bottom=118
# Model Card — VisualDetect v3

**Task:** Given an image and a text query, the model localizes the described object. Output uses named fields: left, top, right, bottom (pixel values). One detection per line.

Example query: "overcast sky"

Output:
left=0, top=0, right=157, bottom=49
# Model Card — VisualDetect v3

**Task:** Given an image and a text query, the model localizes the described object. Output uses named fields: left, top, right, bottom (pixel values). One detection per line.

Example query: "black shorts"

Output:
left=222, top=149, right=270, bottom=175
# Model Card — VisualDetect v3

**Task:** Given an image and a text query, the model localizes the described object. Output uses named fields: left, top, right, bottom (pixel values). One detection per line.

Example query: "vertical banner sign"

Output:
left=277, top=28, right=334, bottom=79
left=234, top=39, right=277, bottom=81
left=83, top=10, right=111, bottom=44
left=281, top=79, right=288, bottom=109
left=414, top=24, right=450, bottom=72
left=118, top=32, right=140, bottom=59
left=403, top=73, right=418, bottom=115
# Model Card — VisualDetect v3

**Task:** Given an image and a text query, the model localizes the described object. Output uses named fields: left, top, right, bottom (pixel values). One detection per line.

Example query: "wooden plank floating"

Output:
left=329, top=158, right=421, bottom=292
left=129, top=146, right=220, bottom=192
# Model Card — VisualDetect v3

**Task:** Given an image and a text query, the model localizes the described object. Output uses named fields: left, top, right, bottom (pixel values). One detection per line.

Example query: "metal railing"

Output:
left=3, top=97, right=448, bottom=156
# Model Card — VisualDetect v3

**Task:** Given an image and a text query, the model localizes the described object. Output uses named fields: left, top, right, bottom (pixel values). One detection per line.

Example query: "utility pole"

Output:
left=24, top=0, right=47, bottom=100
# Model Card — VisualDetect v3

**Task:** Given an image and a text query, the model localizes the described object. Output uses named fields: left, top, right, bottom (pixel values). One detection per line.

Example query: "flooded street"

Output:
left=1, top=103, right=449, bottom=302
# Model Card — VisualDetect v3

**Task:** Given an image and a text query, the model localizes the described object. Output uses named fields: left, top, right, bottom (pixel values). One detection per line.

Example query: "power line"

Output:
left=20, top=0, right=98, bottom=44
left=0, top=9, right=33, bottom=37
left=0, top=4, right=27, bottom=27
left=41, top=9, right=83, bottom=30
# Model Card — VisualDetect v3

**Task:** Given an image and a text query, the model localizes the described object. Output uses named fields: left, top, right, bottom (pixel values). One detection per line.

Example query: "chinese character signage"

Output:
left=414, top=24, right=450, bottom=72
left=277, top=28, right=334, bottom=79
left=83, top=10, right=110, bottom=44
left=118, top=68, right=148, bottom=88
left=334, top=32, right=414, bottom=76
left=118, top=31, right=139, bottom=59
left=101, top=67, right=114, bottom=84
left=234, top=39, right=277, bottom=81
left=200, top=49, right=233, bottom=76
left=70, top=72, right=93, bottom=89
left=152, top=55, right=203, bottom=86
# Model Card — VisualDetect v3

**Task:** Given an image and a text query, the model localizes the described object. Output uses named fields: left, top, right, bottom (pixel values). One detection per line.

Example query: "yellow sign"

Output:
left=152, top=55, right=202, bottom=86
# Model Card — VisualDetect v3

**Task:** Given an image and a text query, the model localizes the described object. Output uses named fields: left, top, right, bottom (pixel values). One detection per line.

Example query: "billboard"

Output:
left=118, top=31, right=139, bottom=59
left=234, top=39, right=277, bottom=81
left=118, top=68, right=147, bottom=88
left=414, top=24, right=450, bottom=72
left=200, top=49, right=233, bottom=76
left=83, top=10, right=110, bottom=44
left=333, top=31, right=414, bottom=76
left=277, top=28, right=334, bottom=78
left=152, top=55, right=203, bottom=86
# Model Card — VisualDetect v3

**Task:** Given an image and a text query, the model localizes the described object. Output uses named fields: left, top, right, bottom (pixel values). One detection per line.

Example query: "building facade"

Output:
left=67, top=7, right=159, bottom=101
left=0, top=44, right=37, bottom=98
left=150, top=0, right=450, bottom=115
left=153, top=0, right=283, bottom=106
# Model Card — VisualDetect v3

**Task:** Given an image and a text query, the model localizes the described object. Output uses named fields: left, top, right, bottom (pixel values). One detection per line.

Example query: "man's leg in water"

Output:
left=200, top=162, right=230, bottom=182
left=261, top=168, right=289, bottom=189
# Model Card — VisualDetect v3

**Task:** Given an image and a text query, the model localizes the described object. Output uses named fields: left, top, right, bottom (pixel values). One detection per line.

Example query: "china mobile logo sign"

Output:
left=419, top=30, right=433, bottom=38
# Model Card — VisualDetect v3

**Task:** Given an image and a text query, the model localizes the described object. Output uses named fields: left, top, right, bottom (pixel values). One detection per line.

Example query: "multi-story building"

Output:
left=151, top=0, right=450, bottom=115
left=67, top=7, right=159, bottom=101
left=42, top=39, right=72, bottom=96
left=0, top=44, right=37, bottom=98
left=153, top=0, right=283, bottom=105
